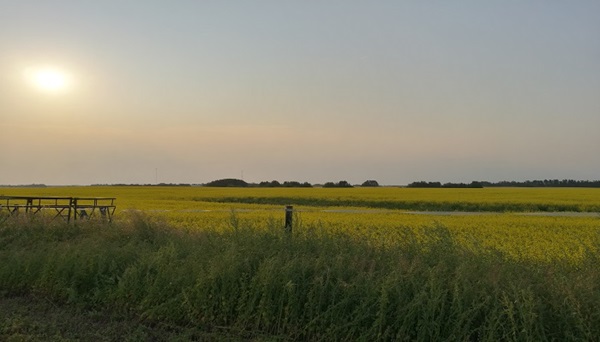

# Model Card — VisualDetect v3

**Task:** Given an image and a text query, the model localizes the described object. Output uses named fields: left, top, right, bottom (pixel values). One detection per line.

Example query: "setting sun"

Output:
left=25, top=67, right=71, bottom=93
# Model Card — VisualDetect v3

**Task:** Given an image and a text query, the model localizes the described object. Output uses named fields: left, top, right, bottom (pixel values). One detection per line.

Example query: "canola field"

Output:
left=2, top=186, right=599, bottom=263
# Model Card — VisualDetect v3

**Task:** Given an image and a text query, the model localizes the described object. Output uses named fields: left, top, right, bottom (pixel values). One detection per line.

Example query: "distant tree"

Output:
left=323, top=181, right=353, bottom=188
left=407, top=181, right=442, bottom=188
left=1, top=184, right=47, bottom=188
left=338, top=180, right=352, bottom=188
left=322, top=182, right=336, bottom=188
left=259, top=180, right=281, bottom=187
left=361, top=180, right=379, bottom=187
left=406, top=179, right=600, bottom=188
left=156, top=183, right=191, bottom=187
left=469, top=181, right=483, bottom=188
left=257, top=180, right=312, bottom=187
left=205, top=178, right=248, bottom=187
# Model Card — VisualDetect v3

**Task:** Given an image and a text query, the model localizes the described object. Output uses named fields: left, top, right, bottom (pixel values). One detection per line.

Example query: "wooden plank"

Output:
left=0, top=196, right=115, bottom=223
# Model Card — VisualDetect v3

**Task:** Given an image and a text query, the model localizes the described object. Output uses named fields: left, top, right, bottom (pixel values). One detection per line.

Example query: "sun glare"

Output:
left=25, top=67, right=72, bottom=93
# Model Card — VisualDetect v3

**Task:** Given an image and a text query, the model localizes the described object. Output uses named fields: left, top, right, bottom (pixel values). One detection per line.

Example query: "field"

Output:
left=3, top=186, right=600, bottom=263
left=1, top=186, right=600, bottom=340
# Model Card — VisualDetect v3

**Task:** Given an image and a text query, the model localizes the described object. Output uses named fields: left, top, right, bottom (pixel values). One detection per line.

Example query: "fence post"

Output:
left=285, top=205, right=293, bottom=234
left=72, top=198, right=78, bottom=221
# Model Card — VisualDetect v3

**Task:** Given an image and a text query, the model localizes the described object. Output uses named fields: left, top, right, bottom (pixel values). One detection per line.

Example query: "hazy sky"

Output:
left=1, top=1, right=599, bottom=185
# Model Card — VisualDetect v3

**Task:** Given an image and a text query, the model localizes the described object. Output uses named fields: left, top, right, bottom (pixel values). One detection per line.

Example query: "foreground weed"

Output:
left=1, top=214, right=599, bottom=340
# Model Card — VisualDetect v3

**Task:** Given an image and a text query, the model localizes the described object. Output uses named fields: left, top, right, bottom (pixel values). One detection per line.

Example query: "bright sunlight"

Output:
left=24, top=67, right=72, bottom=93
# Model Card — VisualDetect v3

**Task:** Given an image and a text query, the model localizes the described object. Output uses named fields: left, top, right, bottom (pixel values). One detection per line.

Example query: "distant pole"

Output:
left=155, top=168, right=158, bottom=185
left=285, top=205, right=293, bottom=234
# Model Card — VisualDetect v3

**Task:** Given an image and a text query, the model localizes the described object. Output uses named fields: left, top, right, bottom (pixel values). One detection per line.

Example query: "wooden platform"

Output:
left=0, top=196, right=116, bottom=223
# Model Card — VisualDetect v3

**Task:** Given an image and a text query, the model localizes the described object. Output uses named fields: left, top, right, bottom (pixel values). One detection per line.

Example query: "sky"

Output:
left=1, top=1, right=599, bottom=185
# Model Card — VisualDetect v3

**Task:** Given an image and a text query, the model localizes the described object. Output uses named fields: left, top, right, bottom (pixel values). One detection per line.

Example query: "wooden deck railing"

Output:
left=0, top=196, right=116, bottom=223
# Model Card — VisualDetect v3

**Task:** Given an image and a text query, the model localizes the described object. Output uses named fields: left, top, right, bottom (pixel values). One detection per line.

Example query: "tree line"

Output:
left=407, top=179, right=600, bottom=188
left=6, top=179, right=599, bottom=188
left=204, top=179, right=381, bottom=188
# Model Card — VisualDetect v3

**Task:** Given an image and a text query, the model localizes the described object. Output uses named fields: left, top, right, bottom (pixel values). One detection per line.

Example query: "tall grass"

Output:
left=1, top=213, right=599, bottom=340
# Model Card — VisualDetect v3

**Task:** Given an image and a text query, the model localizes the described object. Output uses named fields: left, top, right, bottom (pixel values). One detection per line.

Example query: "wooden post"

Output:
left=285, top=205, right=293, bottom=234
left=67, top=197, right=73, bottom=223
left=72, top=198, right=78, bottom=221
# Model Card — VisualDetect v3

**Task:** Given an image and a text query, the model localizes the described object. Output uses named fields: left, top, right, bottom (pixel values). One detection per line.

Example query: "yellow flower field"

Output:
left=2, top=186, right=599, bottom=263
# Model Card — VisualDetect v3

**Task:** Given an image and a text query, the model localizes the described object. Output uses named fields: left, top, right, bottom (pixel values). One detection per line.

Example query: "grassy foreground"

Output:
left=1, top=214, right=599, bottom=341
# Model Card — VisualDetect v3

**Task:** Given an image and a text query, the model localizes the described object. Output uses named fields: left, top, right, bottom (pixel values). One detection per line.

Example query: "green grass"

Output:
left=200, top=195, right=595, bottom=212
left=0, top=295, right=218, bottom=341
left=1, top=214, right=599, bottom=341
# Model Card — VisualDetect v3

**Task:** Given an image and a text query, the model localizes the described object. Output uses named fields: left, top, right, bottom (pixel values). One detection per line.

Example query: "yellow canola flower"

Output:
left=2, top=186, right=598, bottom=263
